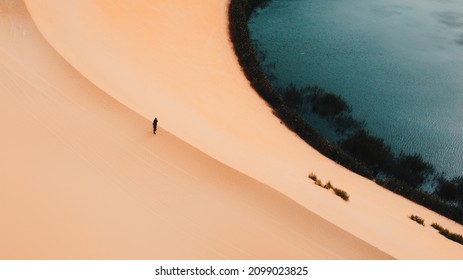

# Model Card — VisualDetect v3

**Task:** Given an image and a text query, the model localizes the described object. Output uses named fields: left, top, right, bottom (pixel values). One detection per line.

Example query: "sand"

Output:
left=0, top=0, right=461, bottom=259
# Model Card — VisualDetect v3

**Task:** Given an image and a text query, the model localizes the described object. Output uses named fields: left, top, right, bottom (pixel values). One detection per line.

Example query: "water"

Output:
left=249, top=0, right=463, bottom=177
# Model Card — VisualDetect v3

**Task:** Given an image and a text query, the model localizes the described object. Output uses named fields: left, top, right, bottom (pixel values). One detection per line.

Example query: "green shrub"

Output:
left=339, top=129, right=394, bottom=175
left=435, top=176, right=463, bottom=205
left=409, top=215, right=425, bottom=226
left=333, top=188, right=349, bottom=201
left=309, top=89, right=351, bottom=117
left=393, top=153, right=434, bottom=188
left=283, top=84, right=306, bottom=110
left=333, top=114, right=365, bottom=133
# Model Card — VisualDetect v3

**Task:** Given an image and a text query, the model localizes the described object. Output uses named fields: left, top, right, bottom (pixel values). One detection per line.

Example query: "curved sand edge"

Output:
left=0, top=0, right=391, bottom=259
left=19, top=0, right=463, bottom=258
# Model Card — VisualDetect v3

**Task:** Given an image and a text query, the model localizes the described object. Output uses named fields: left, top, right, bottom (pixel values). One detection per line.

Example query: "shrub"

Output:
left=333, top=114, right=365, bottom=133
left=431, top=223, right=463, bottom=245
left=435, top=176, right=463, bottom=205
left=283, top=84, right=306, bottom=110
left=309, top=89, right=351, bottom=117
left=393, top=153, right=434, bottom=188
left=379, top=178, right=463, bottom=224
left=378, top=177, right=412, bottom=195
left=312, top=177, right=348, bottom=201
left=308, top=172, right=317, bottom=181
left=436, top=178, right=460, bottom=203
left=333, top=188, right=349, bottom=201
left=431, top=223, right=444, bottom=232
left=323, top=181, right=334, bottom=190
left=339, top=129, right=394, bottom=175
left=409, top=214, right=425, bottom=226
left=282, top=85, right=363, bottom=133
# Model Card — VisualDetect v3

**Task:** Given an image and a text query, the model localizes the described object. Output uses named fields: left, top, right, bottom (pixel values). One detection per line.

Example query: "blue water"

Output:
left=249, top=0, right=463, bottom=177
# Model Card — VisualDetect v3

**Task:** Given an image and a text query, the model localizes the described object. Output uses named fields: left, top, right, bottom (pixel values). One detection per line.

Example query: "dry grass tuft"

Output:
left=409, top=214, right=425, bottom=226
left=308, top=172, right=317, bottom=181
left=333, top=188, right=349, bottom=201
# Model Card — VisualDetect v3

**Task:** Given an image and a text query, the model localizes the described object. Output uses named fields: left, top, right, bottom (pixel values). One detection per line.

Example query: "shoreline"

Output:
left=227, top=0, right=463, bottom=225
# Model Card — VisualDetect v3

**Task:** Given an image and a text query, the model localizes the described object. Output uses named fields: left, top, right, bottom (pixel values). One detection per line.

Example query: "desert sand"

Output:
left=0, top=0, right=461, bottom=259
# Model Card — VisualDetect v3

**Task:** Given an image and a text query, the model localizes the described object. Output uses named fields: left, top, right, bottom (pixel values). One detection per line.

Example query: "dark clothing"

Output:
left=153, top=118, right=158, bottom=134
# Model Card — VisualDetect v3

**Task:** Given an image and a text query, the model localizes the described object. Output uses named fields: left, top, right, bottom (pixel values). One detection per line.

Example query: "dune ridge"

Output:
left=0, top=0, right=461, bottom=259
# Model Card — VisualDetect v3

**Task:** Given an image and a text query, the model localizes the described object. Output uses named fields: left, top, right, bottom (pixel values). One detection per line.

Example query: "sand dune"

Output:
left=0, top=0, right=391, bottom=259
left=0, top=0, right=461, bottom=259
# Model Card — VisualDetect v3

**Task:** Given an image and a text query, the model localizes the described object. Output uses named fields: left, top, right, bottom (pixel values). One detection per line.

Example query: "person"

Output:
left=153, top=117, right=158, bottom=135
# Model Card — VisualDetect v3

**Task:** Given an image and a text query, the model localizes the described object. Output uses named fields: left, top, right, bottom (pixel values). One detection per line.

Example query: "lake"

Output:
left=249, top=0, right=463, bottom=177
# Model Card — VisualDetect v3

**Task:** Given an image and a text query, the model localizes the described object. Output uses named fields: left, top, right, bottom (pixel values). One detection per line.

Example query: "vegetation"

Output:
left=379, top=177, right=463, bottom=224
left=228, top=0, right=279, bottom=108
left=228, top=0, right=462, bottom=224
left=229, top=0, right=374, bottom=180
left=281, top=85, right=363, bottom=133
left=409, top=215, right=425, bottom=226
left=340, top=129, right=394, bottom=176
left=435, top=176, right=463, bottom=205
left=393, top=153, right=434, bottom=188
left=431, top=223, right=444, bottom=232
left=333, top=114, right=365, bottom=134
left=323, top=181, right=334, bottom=190
left=282, top=85, right=351, bottom=117
left=333, top=188, right=350, bottom=201
left=309, top=176, right=349, bottom=202
left=283, top=84, right=305, bottom=111
left=431, top=223, right=463, bottom=245
left=309, top=90, right=351, bottom=117
left=280, top=85, right=437, bottom=190
left=308, top=172, right=317, bottom=181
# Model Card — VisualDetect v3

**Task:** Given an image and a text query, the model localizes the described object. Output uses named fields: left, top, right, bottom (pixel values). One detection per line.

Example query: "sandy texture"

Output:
left=0, top=0, right=461, bottom=259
